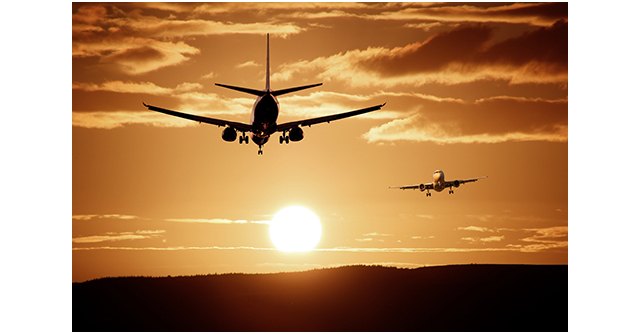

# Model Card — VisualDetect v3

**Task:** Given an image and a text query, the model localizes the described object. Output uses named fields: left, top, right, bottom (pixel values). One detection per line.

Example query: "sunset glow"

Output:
left=72, top=2, right=568, bottom=282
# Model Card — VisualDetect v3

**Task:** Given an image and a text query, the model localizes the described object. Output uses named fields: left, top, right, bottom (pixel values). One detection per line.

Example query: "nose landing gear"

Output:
left=258, top=145, right=264, bottom=155
left=239, top=133, right=249, bottom=144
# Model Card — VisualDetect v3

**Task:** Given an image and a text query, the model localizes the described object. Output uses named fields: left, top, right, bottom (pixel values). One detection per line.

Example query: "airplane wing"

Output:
left=143, top=103, right=253, bottom=132
left=275, top=103, right=386, bottom=132
left=389, top=183, right=434, bottom=191
left=444, top=176, right=488, bottom=187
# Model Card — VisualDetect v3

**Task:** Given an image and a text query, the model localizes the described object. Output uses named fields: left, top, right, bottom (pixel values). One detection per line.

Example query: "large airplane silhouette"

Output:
left=143, top=34, right=386, bottom=155
left=390, top=170, right=487, bottom=197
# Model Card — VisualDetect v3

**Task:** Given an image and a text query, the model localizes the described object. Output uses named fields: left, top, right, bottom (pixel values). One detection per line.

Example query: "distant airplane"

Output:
left=389, top=170, right=487, bottom=197
left=143, top=34, right=386, bottom=155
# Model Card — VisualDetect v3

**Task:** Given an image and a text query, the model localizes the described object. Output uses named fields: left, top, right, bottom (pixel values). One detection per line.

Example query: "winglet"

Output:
left=142, top=102, right=149, bottom=108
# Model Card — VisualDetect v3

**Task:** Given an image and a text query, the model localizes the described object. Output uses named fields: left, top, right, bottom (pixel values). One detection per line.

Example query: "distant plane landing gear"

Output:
left=258, top=145, right=264, bottom=155
left=448, top=188, right=454, bottom=194
left=425, top=191, right=431, bottom=197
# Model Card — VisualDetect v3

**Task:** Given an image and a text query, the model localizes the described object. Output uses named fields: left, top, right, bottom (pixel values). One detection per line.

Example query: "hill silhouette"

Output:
left=73, top=264, right=567, bottom=331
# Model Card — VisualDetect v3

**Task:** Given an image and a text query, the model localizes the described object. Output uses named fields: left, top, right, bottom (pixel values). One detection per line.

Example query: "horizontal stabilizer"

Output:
left=272, top=83, right=322, bottom=96
left=215, top=83, right=265, bottom=96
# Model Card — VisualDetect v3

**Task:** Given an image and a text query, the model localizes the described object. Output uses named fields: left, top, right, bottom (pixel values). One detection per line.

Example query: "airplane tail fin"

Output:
left=266, top=33, right=270, bottom=91
left=271, top=83, right=323, bottom=96
left=214, top=83, right=264, bottom=96
left=214, top=34, right=322, bottom=97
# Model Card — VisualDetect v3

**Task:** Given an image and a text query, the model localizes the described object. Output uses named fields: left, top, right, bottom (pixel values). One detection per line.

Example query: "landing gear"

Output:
left=258, top=145, right=263, bottom=155
left=279, top=132, right=290, bottom=144
left=239, top=133, right=249, bottom=144
left=448, top=187, right=454, bottom=194
left=425, top=191, right=431, bottom=197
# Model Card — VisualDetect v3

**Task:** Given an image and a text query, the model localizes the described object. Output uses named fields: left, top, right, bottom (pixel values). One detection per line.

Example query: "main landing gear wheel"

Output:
left=425, top=192, right=431, bottom=197
left=279, top=134, right=290, bottom=144
left=258, top=145, right=264, bottom=155
left=448, top=189, right=454, bottom=194
left=239, top=134, right=249, bottom=144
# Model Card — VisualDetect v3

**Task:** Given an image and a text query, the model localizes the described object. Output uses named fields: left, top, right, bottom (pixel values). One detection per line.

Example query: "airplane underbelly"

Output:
left=251, top=134, right=269, bottom=145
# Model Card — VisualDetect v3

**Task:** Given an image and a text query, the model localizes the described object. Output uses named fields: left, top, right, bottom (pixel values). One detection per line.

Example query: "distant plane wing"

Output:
left=444, top=176, right=488, bottom=187
left=143, top=103, right=253, bottom=132
left=275, top=103, right=386, bottom=132
left=389, top=183, right=434, bottom=191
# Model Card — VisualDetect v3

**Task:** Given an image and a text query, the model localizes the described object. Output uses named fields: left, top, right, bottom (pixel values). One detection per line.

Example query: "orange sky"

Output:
left=72, top=2, right=568, bottom=282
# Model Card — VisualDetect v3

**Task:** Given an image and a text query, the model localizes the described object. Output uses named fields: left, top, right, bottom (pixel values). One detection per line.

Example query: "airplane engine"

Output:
left=221, top=127, right=237, bottom=142
left=289, top=126, right=304, bottom=142
left=453, top=180, right=460, bottom=188
left=419, top=184, right=426, bottom=191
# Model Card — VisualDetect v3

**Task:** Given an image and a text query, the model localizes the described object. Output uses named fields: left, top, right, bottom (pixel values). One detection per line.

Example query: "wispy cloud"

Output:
left=72, top=214, right=140, bottom=221
left=73, top=81, right=191, bottom=95
left=73, top=245, right=275, bottom=251
left=273, top=21, right=567, bottom=87
left=518, top=226, right=568, bottom=252
left=458, top=225, right=494, bottom=232
left=481, top=236, right=505, bottom=243
left=72, top=230, right=165, bottom=244
left=363, top=114, right=567, bottom=144
left=364, top=3, right=566, bottom=27
left=165, top=218, right=270, bottom=225
left=410, top=235, right=434, bottom=240
left=363, top=232, right=392, bottom=237
left=236, top=60, right=260, bottom=69
left=72, top=3, right=304, bottom=74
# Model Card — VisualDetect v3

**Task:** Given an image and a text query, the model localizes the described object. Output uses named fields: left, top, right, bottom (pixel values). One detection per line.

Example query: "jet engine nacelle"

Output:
left=221, top=127, right=237, bottom=142
left=419, top=184, right=426, bottom=191
left=289, top=126, right=304, bottom=142
left=453, top=180, right=460, bottom=188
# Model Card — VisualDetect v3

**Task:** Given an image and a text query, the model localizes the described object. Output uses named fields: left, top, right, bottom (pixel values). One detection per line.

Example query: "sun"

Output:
left=269, top=206, right=322, bottom=252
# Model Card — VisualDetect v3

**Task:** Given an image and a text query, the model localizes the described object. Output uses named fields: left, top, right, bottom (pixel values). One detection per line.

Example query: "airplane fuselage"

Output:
left=432, top=170, right=446, bottom=192
left=250, top=93, right=280, bottom=145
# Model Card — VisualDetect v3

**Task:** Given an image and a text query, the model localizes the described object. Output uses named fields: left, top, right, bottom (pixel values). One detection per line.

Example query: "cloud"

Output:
left=520, top=226, right=568, bottom=252
left=410, top=236, right=434, bottom=240
left=458, top=226, right=494, bottom=232
left=273, top=21, right=567, bottom=87
left=363, top=232, right=392, bottom=237
left=165, top=218, right=270, bottom=225
left=73, top=81, right=173, bottom=95
left=480, top=236, right=505, bottom=243
left=72, top=3, right=304, bottom=74
left=72, top=214, right=139, bottom=221
left=355, top=238, right=374, bottom=242
left=73, top=80, right=203, bottom=95
left=462, top=235, right=504, bottom=243
left=73, top=245, right=275, bottom=251
left=266, top=3, right=565, bottom=28
left=72, top=230, right=165, bottom=244
left=236, top=60, right=260, bottom=69
left=362, top=93, right=567, bottom=144
left=72, top=111, right=197, bottom=129
left=367, top=3, right=567, bottom=27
